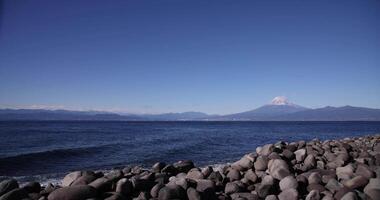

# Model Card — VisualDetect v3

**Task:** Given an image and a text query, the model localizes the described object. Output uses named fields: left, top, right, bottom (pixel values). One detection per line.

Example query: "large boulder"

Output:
left=363, top=178, right=380, bottom=200
left=158, top=184, right=186, bottom=200
left=47, top=185, right=97, bottom=200
left=268, top=159, right=290, bottom=180
left=294, top=149, right=306, bottom=162
left=62, top=171, right=82, bottom=187
left=279, top=176, right=298, bottom=191
left=0, top=179, right=19, bottom=196
left=254, top=156, right=269, bottom=171
left=278, top=188, right=298, bottom=200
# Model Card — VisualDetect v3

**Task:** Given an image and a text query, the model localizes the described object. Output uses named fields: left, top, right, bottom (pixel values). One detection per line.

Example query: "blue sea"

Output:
left=1, top=121, right=380, bottom=184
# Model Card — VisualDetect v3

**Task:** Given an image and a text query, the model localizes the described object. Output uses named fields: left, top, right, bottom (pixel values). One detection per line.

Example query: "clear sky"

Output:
left=0, top=0, right=379, bottom=114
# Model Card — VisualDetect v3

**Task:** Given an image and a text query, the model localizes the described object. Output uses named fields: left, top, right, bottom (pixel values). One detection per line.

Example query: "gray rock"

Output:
left=340, top=192, right=358, bottom=200
left=196, top=179, right=215, bottom=193
left=259, top=144, right=274, bottom=156
left=279, top=176, right=298, bottom=191
left=336, top=165, right=354, bottom=181
left=158, top=184, right=186, bottom=200
left=186, top=168, right=204, bottom=180
left=294, top=149, right=306, bottom=162
left=227, top=169, right=241, bottom=181
left=363, top=178, right=380, bottom=200
left=308, top=172, right=322, bottom=184
left=268, top=159, right=290, bottom=180
left=201, top=166, right=213, bottom=178
left=278, top=188, right=298, bottom=200
left=307, top=184, right=326, bottom=193
left=304, top=154, right=316, bottom=170
left=254, top=156, right=268, bottom=171
left=262, top=175, right=274, bottom=186
left=343, top=175, right=368, bottom=190
left=150, top=183, right=165, bottom=198
left=47, top=185, right=97, bottom=200
left=232, top=155, right=254, bottom=171
left=62, top=171, right=82, bottom=187
left=305, top=190, right=320, bottom=200
left=265, top=195, right=278, bottom=200
left=230, top=192, right=258, bottom=200
left=244, top=169, right=258, bottom=183
left=256, top=184, right=273, bottom=198
left=355, top=164, right=374, bottom=179
left=225, top=182, right=241, bottom=194
left=0, top=179, right=19, bottom=196
left=325, top=178, right=341, bottom=193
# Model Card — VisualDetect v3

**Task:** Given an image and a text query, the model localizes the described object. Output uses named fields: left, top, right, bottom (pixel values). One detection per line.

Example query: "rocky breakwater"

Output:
left=1, top=135, right=380, bottom=200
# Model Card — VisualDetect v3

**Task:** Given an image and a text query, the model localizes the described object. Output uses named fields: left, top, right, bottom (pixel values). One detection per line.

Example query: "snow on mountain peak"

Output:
left=271, top=96, right=291, bottom=105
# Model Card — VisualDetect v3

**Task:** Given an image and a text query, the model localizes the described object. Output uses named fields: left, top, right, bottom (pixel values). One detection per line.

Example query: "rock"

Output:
left=47, top=185, right=97, bottom=200
left=278, top=188, right=298, bottom=200
left=259, top=144, right=274, bottom=156
left=71, top=174, right=97, bottom=186
left=307, top=184, right=326, bottom=193
left=304, top=154, right=316, bottom=170
left=150, top=183, right=165, bottom=198
left=355, top=164, right=375, bottom=179
left=230, top=192, right=258, bottom=200
left=152, top=162, right=166, bottom=173
left=88, top=177, right=112, bottom=192
left=254, top=156, right=268, bottom=171
left=196, top=179, right=215, bottom=193
left=282, top=149, right=295, bottom=160
left=227, top=169, right=241, bottom=181
left=308, top=172, right=322, bottom=184
left=244, top=169, right=258, bottom=183
left=262, top=175, right=274, bottom=186
left=294, top=149, right=306, bottom=162
left=232, top=155, right=254, bottom=171
left=104, top=170, right=123, bottom=181
left=268, top=159, right=290, bottom=180
left=265, top=195, right=278, bottom=200
left=158, top=184, right=186, bottom=200
left=256, top=184, right=273, bottom=198
left=104, top=192, right=125, bottom=200
left=187, top=168, right=204, bottom=180
left=62, top=171, right=82, bottom=187
left=115, top=178, right=133, bottom=196
left=0, top=188, right=28, bottom=200
left=0, top=179, right=19, bottom=196
left=340, top=192, right=358, bottom=200
left=343, top=175, right=368, bottom=190
left=325, top=178, right=341, bottom=193
left=225, top=182, right=241, bottom=194
left=187, top=187, right=201, bottom=200
left=279, top=176, right=298, bottom=191
left=363, top=178, right=380, bottom=200
left=336, top=165, right=354, bottom=181
left=22, top=182, right=41, bottom=193
left=334, top=187, right=352, bottom=200
left=305, top=190, right=320, bottom=200
left=201, top=166, right=213, bottom=178
left=173, top=160, right=194, bottom=173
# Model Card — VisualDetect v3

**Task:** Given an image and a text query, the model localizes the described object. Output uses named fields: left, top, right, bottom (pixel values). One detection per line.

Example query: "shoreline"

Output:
left=0, top=135, right=379, bottom=200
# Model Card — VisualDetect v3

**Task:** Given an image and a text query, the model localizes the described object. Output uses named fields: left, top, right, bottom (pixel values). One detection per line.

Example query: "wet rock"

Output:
left=23, top=182, right=41, bottom=193
left=173, top=160, right=194, bottom=173
left=268, top=159, right=290, bottom=180
left=363, top=178, right=380, bottom=200
left=47, top=185, right=97, bottom=200
left=279, top=176, right=298, bottom=191
left=278, top=188, right=298, bottom=200
left=0, top=179, right=19, bottom=196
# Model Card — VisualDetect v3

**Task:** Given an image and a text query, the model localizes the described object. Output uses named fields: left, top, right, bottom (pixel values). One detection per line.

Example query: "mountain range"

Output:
left=1, top=97, right=380, bottom=121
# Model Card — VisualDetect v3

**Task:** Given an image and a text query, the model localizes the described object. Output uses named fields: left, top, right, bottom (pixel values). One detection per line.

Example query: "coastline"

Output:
left=1, top=135, right=379, bottom=200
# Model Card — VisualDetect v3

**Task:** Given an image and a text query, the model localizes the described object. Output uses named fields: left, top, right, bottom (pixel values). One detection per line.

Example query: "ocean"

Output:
left=1, top=121, right=380, bottom=184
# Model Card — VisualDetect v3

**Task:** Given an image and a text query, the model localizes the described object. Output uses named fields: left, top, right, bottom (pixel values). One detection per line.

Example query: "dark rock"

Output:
left=256, top=184, right=273, bottom=198
left=115, top=178, right=133, bottom=197
left=363, top=178, right=380, bottom=200
left=23, top=182, right=41, bottom=193
left=0, top=179, right=19, bottom=196
left=187, top=168, right=204, bottom=180
left=279, top=176, right=298, bottom=191
left=187, top=187, right=201, bottom=200
left=161, top=165, right=177, bottom=175
left=0, top=188, right=28, bottom=200
left=150, top=183, right=165, bottom=198
left=88, top=177, right=113, bottom=192
left=104, top=170, right=123, bottom=181
left=278, top=188, right=298, bottom=200
left=158, top=184, right=186, bottom=200
left=47, top=185, right=97, bottom=200
left=173, top=160, right=194, bottom=173
left=282, top=149, right=295, bottom=160
left=71, top=174, right=97, bottom=186
left=103, top=192, right=125, bottom=200
left=334, top=187, right=352, bottom=200
left=152, top=162, right=166, bottom=173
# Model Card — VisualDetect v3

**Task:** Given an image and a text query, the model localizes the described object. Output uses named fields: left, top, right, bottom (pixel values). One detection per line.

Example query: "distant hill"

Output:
left=1, top=97, right=380, bottom=121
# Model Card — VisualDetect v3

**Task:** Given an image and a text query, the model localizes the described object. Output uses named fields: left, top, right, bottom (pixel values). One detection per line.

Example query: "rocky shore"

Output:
left=1, top=135, right=380, bottom=200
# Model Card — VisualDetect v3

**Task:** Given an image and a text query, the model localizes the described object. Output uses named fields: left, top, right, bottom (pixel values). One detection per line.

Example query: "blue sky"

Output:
left=0, top=0, right=379, bottom=114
